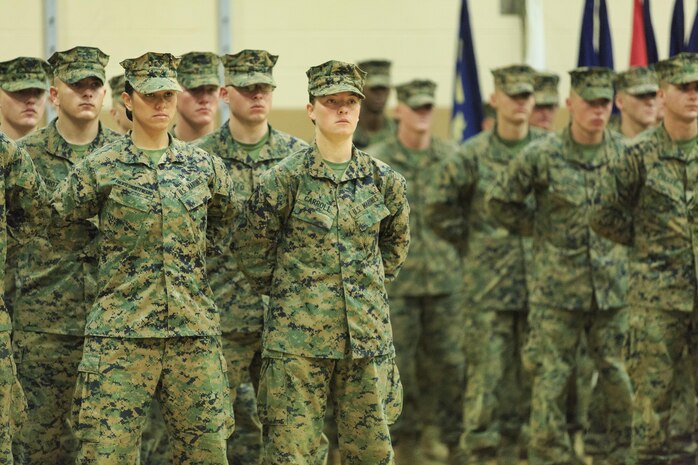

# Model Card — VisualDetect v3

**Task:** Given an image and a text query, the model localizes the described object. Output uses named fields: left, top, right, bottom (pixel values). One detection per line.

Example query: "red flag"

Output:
left=630, top=0, right=648, bottom=65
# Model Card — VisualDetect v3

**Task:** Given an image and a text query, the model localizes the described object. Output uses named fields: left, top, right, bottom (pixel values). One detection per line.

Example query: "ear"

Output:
left=565, top=96, right=572, bottom=110
left=489, top=92, right=497, bottom=108
left=122, top=92, right=133, bottom=112
left=614, top=93, right=624, bottom=111
left=220, top=86, right=230, bottom=104
left=49, top=86, right=59, bottom=107
left=306, top=102, right=315, bottom=121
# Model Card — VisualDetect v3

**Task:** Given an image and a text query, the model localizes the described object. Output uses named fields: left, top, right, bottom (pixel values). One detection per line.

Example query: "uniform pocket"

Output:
left=69, top=353, right=102, bottom=443
left=256, top=356, right=288, bottom=425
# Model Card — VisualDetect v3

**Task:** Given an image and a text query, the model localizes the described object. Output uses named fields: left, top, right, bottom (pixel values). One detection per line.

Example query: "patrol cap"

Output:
left=0, top=57, right=52, bottom=92
left=492, top=65, right=535, bottom=96
left=178, top=51, right=221, bottom=89
left=614, top=67, right=658, bottom=95
left=654, top=52, right=698, bottom=85
left=120, top=52, right=182, bottom=94
left=48, top=46, right=108, bottom=84
left=357, top=59, right=391, bottom=88
left=569, top=67, right=615, bottom=101
left=108, top=74, right=125, bottom=102
left=396, top=79, right=437, bottom=108
left=307, top=60, right=366, bottom=99
left=533, top=71, right=560, bottom=105
left=222, top=49, right=277, bottom=87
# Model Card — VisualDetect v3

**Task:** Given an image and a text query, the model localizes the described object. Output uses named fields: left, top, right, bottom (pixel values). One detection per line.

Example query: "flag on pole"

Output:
left=451, top=0, right=483, bottom=143
left=688, top=2, right=698, bottom=51
left=525, top=0, right=546, bottom=70
left=577, top=0, right=614, bottom=68
left=630, top=0, right=658, bottom=65
left=670, top=0, right=685, bottom=56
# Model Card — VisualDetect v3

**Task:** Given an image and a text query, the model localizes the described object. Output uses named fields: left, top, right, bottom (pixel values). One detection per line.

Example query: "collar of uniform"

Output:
left=218, top=122, right=286, bottom=164
left=306, top=144, right=372, bottom=181
left=488, top=125, right=522, bottom=163
left=121, top=133, right=185, bottom=166
left=46, top=118, right=110, bottom=163
left=655, top=123, right=698, bottom=162
left=561, top=126, right=613, bottom=169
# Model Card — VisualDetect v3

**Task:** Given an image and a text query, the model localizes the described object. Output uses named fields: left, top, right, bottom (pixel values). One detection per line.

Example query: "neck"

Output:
left=664, top=116, right=698, bottom=142
left=229, top=117, right=268, bottom=144
left=570, top=122, right=604, bottom=145
left=315, top=131, right=353, bottom=163
left=131, top=124, right=169, bottom=150
left=0, top=117, right=31, bottom=141
left=55, top=114, right=100, bottom=145
left=397, top=126, right=431, bottom=150
left=496, top=119, right=529, bottom=141
left=620, top=117, right=651, bottom=139
left=358, top=107, right=386, bottom=132
left=174, top=119, right=215, bottom=142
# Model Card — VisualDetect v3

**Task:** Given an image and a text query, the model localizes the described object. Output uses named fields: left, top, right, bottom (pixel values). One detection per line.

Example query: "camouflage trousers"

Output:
left=526, top=306, right=632, bottom=465
left=12, top=331, right=82, bottom=465
left=462, top=310, right=530, bottom=465
left=221, top=331, right=263, bottom=465
left=258, top=351, right=402, bottom=465
left=627, top=307, right=698, bottom=465
left=72, top=336, right=234, bottom=465
left=389, top=293, right=465, bottom=447
left=0, top=331, right=26, bottom=465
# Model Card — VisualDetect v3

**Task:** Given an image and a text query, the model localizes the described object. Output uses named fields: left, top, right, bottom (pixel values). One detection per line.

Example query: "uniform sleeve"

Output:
left=426, top=152, right=476, bottom=255
left=379, top=172, right=410, bottom=282
left=233, top=167, right=292, bottom=294
left=487, top=144, right=545, bottom=236
left=589, top=144, right=641, bottom=245
left=5, top=142, right=49, bottom=240
left=206, top=153, right=240, bottom=246
left=51, top=158, right=102, bottom=222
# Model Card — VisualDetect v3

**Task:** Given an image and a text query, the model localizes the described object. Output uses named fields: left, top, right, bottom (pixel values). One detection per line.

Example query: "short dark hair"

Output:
left=309, top=93, right=316, bottom=104
left=124, top=80, right=134, bottom=121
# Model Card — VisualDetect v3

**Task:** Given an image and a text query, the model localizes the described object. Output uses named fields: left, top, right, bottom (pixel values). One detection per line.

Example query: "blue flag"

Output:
left=688, top=3, right=698, bottom=51
left=577, top=0, right=614, bottom=68
left=451, top=0, right=483, bottom=143
left=643, top=0, right=658, bottom=63
left=670, top=0, right=685, bottom=56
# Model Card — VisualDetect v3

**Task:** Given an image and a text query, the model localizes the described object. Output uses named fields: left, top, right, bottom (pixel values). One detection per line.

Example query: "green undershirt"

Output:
left=69, top=143, right=91, bottom=158
left=676, top=135, right=698, bottom=153
left=323, top=159, right=351, bottom=179
left=572, top=140, right=603, bottom=163
left=141, top=148, right=167, bottom=165
left=236, top=131, right=270, bottom=162
left=499, top=133, right=532, bottom=153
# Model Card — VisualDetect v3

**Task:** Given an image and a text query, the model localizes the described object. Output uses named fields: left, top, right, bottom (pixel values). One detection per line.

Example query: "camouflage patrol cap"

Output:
left=533, top=71, right=560, bottom=105
left=222, top=50, right=277, bottom=87
left=654, top=52, right=698, bottom=85
left=307, top=60, right=366, bottom=98
left=108, top=74, right=125, bottom=102
left=120, top=52, right=182, bottom=94
left=0, top=57, right=52, bottom=92
left=177, top=52, right=221, bottom=89
left=357, top=59, right=391, bottom=88
left=569, top=67, right=614, bottom=100
left=48, top=46, right=108, bottom=84
left=396, top=79, right=437, bottom=108
left=614, top=67, right=658, bottom=95
left=492, top=65, right=535, bottom=96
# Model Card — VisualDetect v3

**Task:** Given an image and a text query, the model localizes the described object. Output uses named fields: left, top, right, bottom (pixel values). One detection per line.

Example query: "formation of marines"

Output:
left=0, top=41, right=695, bottom=465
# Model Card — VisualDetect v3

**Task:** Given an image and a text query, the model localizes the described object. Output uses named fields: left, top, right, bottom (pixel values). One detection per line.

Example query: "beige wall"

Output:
left=0, top=0, right=693, bottom=138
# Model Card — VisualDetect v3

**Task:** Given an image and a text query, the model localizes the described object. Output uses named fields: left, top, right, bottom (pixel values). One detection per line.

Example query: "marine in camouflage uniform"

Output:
left=0, top=134, right=46, bottom=465
left=196, top=49, right=309, bottom=465
left=430, top=65, right=543, bottom=465
left=613, top=67, right=659, bottom=140
left=12, top=47, right=120, bottom=465
left=529, top=71, right=559, bottom=131
left=590, top=52, right=698, bottom=465
left=488, top=67, right=633, bottom=465
left=352, top=60, right=396, bottom=149
left=108, top=74, right=132, bottom=135
left=367, top=79, right=464, bottom=465
left=50, top=52, right=235, bottom=465
left=235, top=60, right=409, bottom=465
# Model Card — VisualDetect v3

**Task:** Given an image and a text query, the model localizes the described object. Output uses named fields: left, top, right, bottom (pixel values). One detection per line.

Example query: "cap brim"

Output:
left=313, top=83, right=365, bottom=99
left=227, top=72, right=275, bottom=87
left=579, top=88, right=613, bottom=101
left=503, top=83, right=534, bottom=96
left=670, top=72, right=698, bottom=85
left=133, top=77, right=183, bottom=94
left=0, top=79, right=49, bottom=92
left=404, top=95, right=435, bottom=108
left=626, top=83, right=658, bottom=95
left=60, top=70, right=105, bottom=84
left=179, top=75, right=221, bottom=90
left=364, top=76, right=390, bottom=88
left=534, top=92, right=559, bottom=105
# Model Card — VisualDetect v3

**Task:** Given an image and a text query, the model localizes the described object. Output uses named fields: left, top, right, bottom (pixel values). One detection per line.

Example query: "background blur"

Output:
left=0, top=0, right=692, bottom=140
